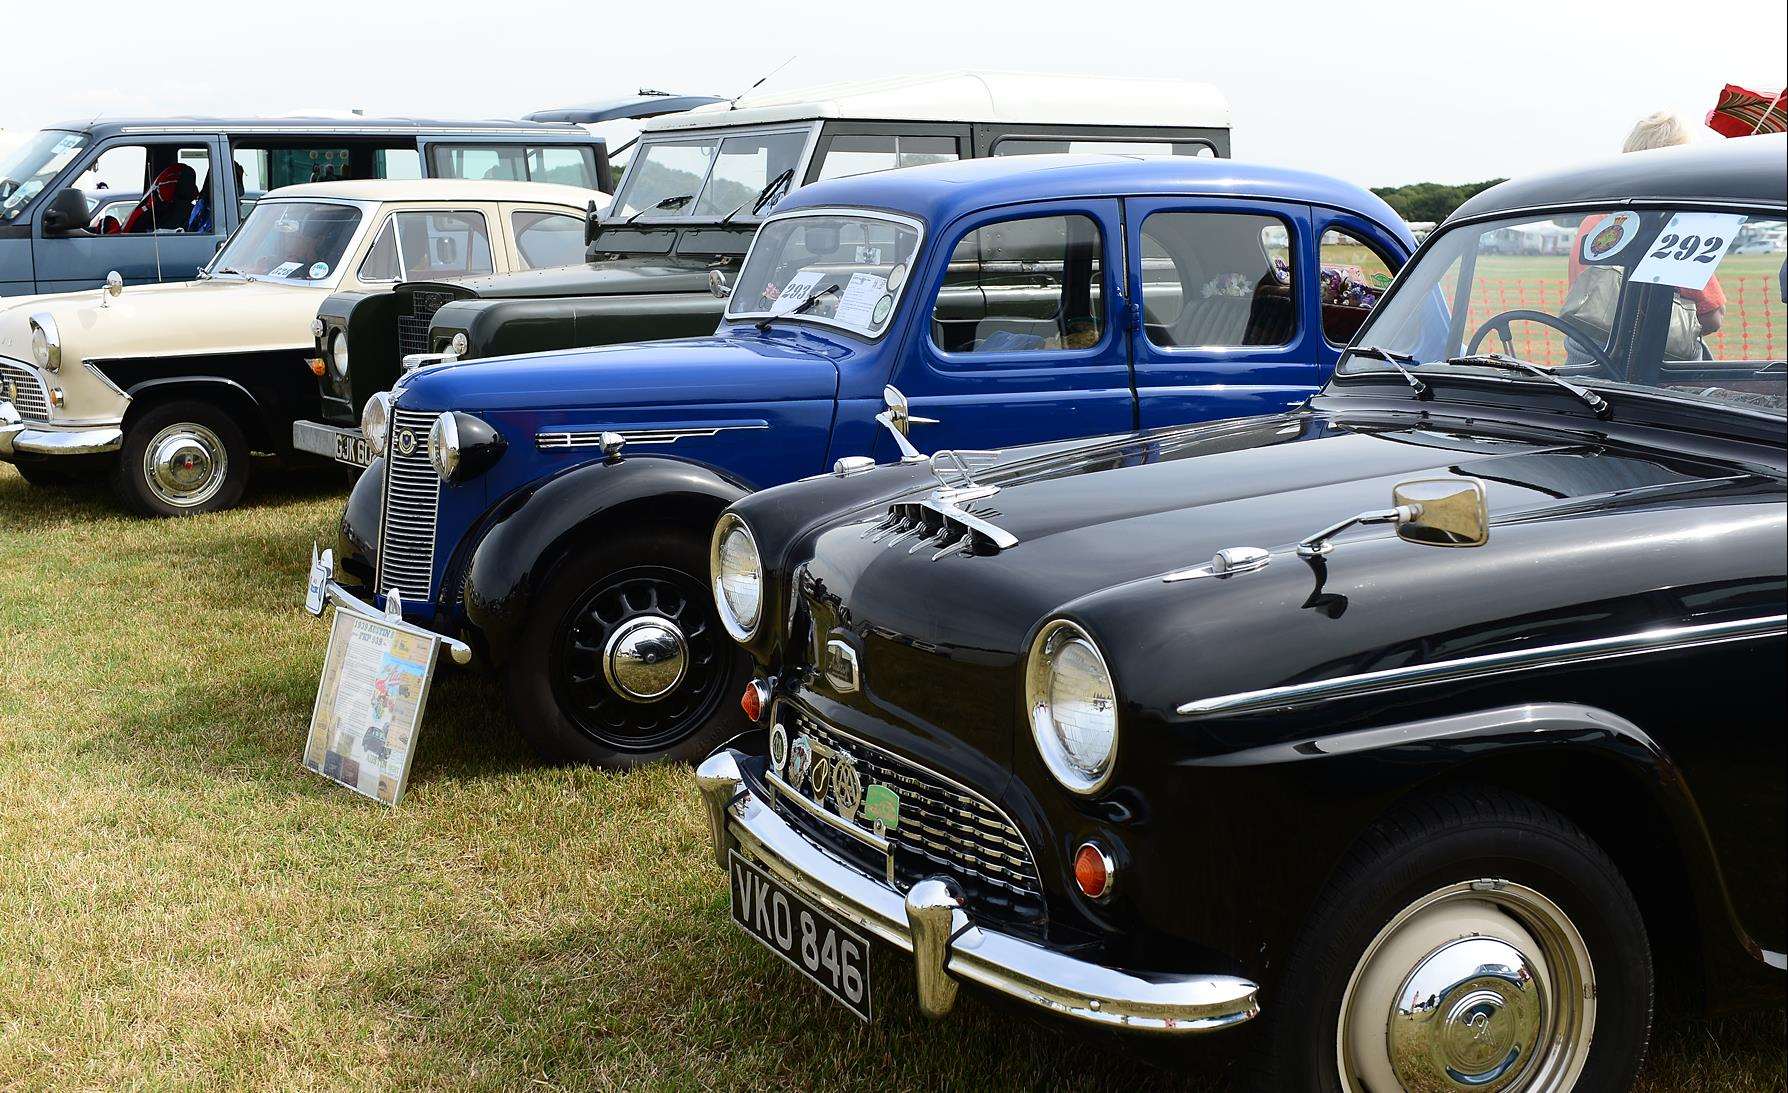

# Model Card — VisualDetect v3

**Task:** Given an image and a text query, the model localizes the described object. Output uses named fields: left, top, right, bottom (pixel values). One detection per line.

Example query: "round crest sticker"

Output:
left=1581, top=211, right=1641, bottom=263
left=886, top=263, right=907, bottom=292
left=870, top=294, right=893, bottom=326
left=308, top=262, right=330, bottom=279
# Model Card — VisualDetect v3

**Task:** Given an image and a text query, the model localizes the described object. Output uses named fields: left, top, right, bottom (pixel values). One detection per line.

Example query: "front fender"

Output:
left=463, top=455, right=750, bottom=662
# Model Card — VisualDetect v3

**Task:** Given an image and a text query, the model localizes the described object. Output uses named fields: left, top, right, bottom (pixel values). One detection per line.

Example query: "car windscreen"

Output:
left=209, top=201, right=364, bottom=284
left=1343, top=206, right=1787, bottom=417
left=727, top=212, right=922, bottom=339
left=0, top=130, right=89, bottom=220
left=613, top=126, right=811, bottom=220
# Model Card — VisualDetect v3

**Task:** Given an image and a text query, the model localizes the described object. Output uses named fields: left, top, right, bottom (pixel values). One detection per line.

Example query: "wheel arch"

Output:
left=462, top=455, right=751, bottom=664
left=122, top=376, right=275, bottom=451
left=1305, top=702, right=1756, bottom=1015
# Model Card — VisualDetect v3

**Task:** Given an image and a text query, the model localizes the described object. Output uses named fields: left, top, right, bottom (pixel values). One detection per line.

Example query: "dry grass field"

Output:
left=1, top=463, right=1783, bottom=1089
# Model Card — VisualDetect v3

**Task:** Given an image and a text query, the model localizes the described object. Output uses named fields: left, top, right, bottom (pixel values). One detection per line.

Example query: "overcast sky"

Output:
left=6, top=0, right=1783, bottom=189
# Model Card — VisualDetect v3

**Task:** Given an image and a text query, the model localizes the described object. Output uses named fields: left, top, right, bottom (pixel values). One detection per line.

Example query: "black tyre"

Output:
left=1249, top=787, right=1652, bottom=1093
left=112, top=400, right=250, bottom=516
left=504, top=528, right=749, bottom=767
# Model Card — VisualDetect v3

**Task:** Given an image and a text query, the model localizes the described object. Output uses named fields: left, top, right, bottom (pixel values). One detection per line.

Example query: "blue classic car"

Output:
left=305, top=154, right=1412, bottom=765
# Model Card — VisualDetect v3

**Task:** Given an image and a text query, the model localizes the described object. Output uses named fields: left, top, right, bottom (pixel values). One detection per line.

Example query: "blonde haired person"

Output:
left=1622, top=111, right=1693, bottom=153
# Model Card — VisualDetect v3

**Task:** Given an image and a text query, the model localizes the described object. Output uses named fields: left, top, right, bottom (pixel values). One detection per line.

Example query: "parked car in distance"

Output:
left=0, top=179, right=606, bottom=514
left=302, top=70, right=1237, bottom=469
left=695, top=135, right=1787, bottom=1090
left=303, top=153, right=1412, bottom=769
left=0, top=115, right=614, bottom=298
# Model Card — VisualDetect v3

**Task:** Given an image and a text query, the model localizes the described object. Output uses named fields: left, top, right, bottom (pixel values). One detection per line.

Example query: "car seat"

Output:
left=121, top=164, right=199, bottom=233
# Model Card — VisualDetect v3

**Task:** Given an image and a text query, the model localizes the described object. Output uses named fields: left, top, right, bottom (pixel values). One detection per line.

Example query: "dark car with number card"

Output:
left=302, top=152, right=1412, bottom=773
left=695, top=135, right=1787, bottom=1090
left=297, top=71, right=1237, bottom=470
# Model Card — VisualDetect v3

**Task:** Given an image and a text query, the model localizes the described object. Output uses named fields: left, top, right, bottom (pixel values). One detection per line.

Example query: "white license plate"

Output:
left=729, top=851, right=873, bottom=1021
left=334, top=433, right=370, bottom=467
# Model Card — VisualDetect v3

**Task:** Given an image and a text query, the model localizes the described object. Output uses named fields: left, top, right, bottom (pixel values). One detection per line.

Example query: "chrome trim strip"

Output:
left=1177, top=615, right=1788, bottom=717
left=768, top=769, right=890, bottom=854
left=698, top=749, right=1261, bottom=1033
left=536, top=423, right=768, bottom=450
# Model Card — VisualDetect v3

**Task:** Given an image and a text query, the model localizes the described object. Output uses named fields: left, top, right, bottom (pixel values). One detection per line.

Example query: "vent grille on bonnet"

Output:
left=860, top=489, right=1019, bottom=560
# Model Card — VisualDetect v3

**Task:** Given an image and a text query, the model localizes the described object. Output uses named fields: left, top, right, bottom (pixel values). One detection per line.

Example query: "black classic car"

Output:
left=695, top=134, right=1787, bottom=1091
left=294, top=71, right=1233, bottom=466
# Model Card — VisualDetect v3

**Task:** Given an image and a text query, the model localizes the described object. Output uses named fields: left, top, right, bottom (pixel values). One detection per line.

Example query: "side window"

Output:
left=995, top=137, right=1216, bottom=158
left=816, top=135, right=960, bottom=181
left=359, top=210, right=494, bottom=281
left=74, top=144, right=212, bottom=234
left=527, top=146, right=597, bottom=187
left=930, top=214, right=1104, bottom=355
left=1140, top=212, right=1296, bottom=349
left=1664, top=214, right=1787, bottom=364
left=359, top=217, right=400, bottom=281
left=431, top=145, right=526, bottom=181
left=381, top=148, right=423, bottom=180
left=1319, top=226, right=1397, bottom=346
left=512, top=210, right=586, bottom=270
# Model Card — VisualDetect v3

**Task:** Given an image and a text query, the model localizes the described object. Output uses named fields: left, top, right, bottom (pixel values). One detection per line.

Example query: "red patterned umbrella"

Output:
left=1706, top=83, right=1786, bottom=137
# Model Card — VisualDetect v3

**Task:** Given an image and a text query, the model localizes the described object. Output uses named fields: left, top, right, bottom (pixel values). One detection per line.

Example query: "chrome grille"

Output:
left=396, top=290, right=455, bottom=359
left=375, top=408, right=441, bottom=600
left=1, top=358, right=51, bottom=421
left=777, top=704, right=1046, bottom=928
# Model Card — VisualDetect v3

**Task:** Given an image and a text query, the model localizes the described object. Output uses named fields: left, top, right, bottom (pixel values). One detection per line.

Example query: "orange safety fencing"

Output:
left=1465, top=277, right=1783, bottom=364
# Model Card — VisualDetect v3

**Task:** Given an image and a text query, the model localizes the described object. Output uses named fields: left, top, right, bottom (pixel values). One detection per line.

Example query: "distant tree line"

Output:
left=1370, top=179, right=1506, bottom=224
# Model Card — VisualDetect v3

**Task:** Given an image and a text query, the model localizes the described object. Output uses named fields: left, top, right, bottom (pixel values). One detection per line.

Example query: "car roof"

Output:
left=46, top=116, right=590, bottom=138
left=1454, top=133, right=1788, bottom=221
left=262, top=178, right=608, bottom=203
left=640, top=71, right=1229, bottom=134
left=770, top=154, right=1408, bottom=238
left=526, top=93, right=726, bottom=124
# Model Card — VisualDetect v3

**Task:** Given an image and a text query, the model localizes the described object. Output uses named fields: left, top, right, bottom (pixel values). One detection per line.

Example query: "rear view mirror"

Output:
left=40, top=188, right=90, bottom=236
left=1392, top=478, right=1489, bottom=548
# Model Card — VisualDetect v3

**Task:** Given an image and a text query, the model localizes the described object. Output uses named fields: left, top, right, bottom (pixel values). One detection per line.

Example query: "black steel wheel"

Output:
left=505, top=528, right=749, bottom=767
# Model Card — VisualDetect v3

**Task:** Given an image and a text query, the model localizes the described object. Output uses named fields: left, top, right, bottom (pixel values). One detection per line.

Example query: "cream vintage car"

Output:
left=0, top=178, right=606, bottom=514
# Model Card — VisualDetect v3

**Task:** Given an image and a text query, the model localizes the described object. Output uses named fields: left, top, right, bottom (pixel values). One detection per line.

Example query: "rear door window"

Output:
left=1139, top=211, right=1297, bottom=348
left=930, top=214, right=1105, bottom=355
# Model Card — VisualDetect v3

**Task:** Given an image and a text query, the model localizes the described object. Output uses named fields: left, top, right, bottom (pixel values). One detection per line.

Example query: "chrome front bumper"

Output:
left=0, top=400, right=122, bottom=459
left=303, top=546, right=471, bottom=665
left=696, top=748, right=1260, bottom=1033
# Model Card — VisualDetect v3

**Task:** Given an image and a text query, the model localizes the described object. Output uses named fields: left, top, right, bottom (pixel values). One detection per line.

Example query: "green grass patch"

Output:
left=1, top=464, right=1782, bottom=1088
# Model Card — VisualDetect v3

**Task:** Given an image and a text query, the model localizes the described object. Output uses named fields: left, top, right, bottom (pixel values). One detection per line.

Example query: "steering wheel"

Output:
left=1467, top=309, right=1616, bottom=375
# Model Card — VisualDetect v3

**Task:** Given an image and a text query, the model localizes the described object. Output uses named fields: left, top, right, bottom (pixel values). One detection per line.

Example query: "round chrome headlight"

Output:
left=29, top=314, right=60, bottom=372
left=449, top=332, right=469, bottom=357
left=428, top=412, right=460, bottom=479
left=711, top=513, right=763, bottom=641
left=330, top=330, right=350, bottom=378
left=1025, top=619, right=1118, bottom=794
left=361, top=391, right=392, bottom=457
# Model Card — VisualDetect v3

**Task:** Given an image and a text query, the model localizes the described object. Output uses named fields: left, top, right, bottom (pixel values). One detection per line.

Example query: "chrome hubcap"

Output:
left=1338, top=880, right=1595, bottom=1093
left=602, top=615, right=688, bottom=702
left=144, top=423, right=227, bottom=507
left=1391, top=936, right=1542, bottom=1088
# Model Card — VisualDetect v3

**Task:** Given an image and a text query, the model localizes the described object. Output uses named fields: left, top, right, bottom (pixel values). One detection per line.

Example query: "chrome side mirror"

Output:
left=1297, top=477, right=1488, bottom=558
left=707, top=268, right=730, bottom=299
left=100, top=270, right=124, bottom=307
left=1392, top=478, right=1490, bottom=549
left=874, top=385, right=938, bottom=463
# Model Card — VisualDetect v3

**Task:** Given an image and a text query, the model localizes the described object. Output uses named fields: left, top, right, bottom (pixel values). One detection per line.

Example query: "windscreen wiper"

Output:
left=756, top=283, right=839, bottom=331
left=622, top=193, right=694, bottom=225
left=1344, top=344, right=1431, bottom=398
left=1444, top=353, right=1611, bottom=418
left=720, top=169, right=795, bottom=227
